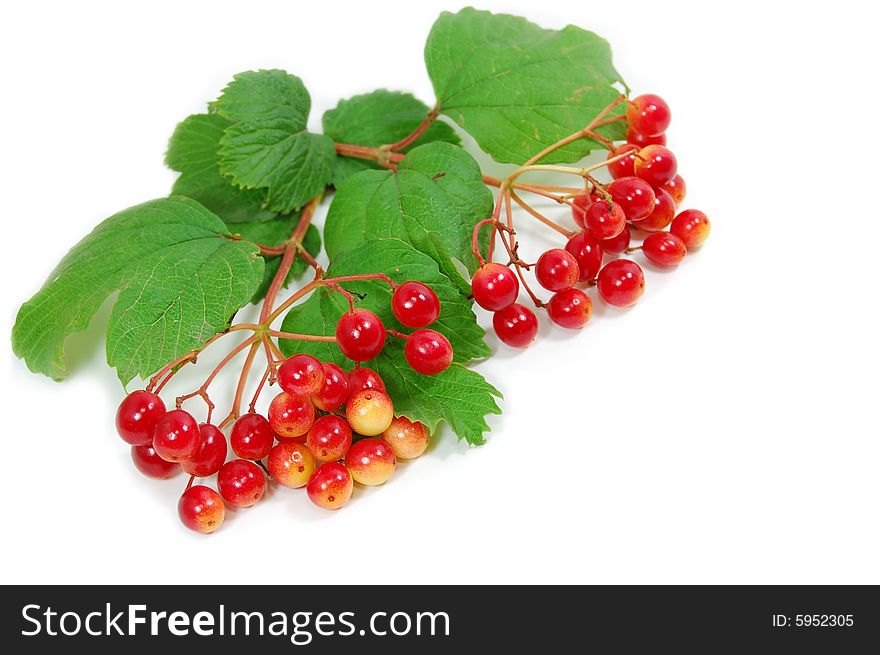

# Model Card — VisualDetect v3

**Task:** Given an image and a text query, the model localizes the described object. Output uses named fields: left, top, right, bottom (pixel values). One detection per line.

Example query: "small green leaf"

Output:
left=166, top=113, right=276, bottom=223
left=215, top=70, right=336, bottom=213
left=230, top=216, right=322, bottom=303
left=12, top=197, right=264, bottom=385
left=425, top=8, right=627, bottom=164
left=278, top=240, right=499, bottom=445
left=323, top=89, right=460, bottom=185
left=323, top=142, right=493, bottom=292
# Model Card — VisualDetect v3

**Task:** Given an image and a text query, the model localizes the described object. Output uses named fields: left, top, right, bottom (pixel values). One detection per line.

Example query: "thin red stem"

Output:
left=268, top=330, right=337, bottom=343
left=386, top=106, right=440, bottom=152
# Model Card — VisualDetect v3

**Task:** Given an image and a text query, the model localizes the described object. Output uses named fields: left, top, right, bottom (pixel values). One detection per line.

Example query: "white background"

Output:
left=1, top=0, right=877, bottom=585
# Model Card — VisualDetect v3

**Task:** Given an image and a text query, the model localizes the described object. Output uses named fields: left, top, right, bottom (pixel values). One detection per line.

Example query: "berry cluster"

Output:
left=337, top=280, right=452, bottom=375
left=117, top=358, right=429, bottom=533
left=471, top=93, right=711, bottom=348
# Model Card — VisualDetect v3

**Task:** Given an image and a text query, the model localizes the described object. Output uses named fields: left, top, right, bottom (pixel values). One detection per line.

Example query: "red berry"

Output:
left=381, top=417, right=429, bottom=460
left=643, top=232, right=687, bottom=268
left=346, top=438, right=396, bottom=486
left=181, top=424, right=228, bottom=477
left=627, top=93, right=671, bottom=136
left=346, top=389, right=394, bottom=436
left=670, top=209, right=711, bottom=249
left=268, top=441, right=316, bottom=488
left=634, top=187, right=675, bottom=232
left=607, top=143, right=641, bottom=179
left=336, top=309, right=386, bottom=362
left=267, top=392, right=316, bottom=440
left=231, top=412, right=275, bottom=459
left=601, top=225, right=631, bottom=254
left=471, top=262, right=519, bottom=311
left=547, top=288, right=592, bottom=329
left=564, top=233, right=604, bottom=281
left=217, top=459, right=266, bottom=508
left=608, top=177, right=656, bottom=222
left=116, top=391, right=166, bottom=446
left=597, top=259, right=645, bottom=307
left=493, top=303, right=539, bottom=348
left=152, top=409, right=200, bottom=463
left=626, top=127, right=667, bottom=148
left=312, top=362, right=350, bottom=411
left=634, top=145, right=678, bottom=187
left=404, top=329, right=454, bottom=376
left=305, top=415, right=353, bottom=463
left=131, top=444, right=180, bottom=479
left=583, top=200, right=626, bottom=241
left=307, top=462, right=353, bottom=510
left=178, top=485, right=224, bottom=534
left=391, top=281, right=441, bottom=328
left=277, top=354, right=325, bottom=398
left=535, top=248, right=580, bottom=292
left=660, top=174, right=686, bottom=206
left=570, top=194, right=591, bottom=228
left=348, top=367, right=386, bottom=394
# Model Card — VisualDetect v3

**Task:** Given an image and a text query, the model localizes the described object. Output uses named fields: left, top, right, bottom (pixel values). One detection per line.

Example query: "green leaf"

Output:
left=229, top=216, right=322, bottom=303
left=12, top=197, right=264, bottom=385
left=278, top=239, right=499, bottom=444
left=214, top=70, right=335, bottom=213
left=323, top=142, right=493, bottom=292
left=323, top=89, right=460, bottom=185
left=425, top=8, right=627, bottom=164
left=166, top=113, right=276, bottom=223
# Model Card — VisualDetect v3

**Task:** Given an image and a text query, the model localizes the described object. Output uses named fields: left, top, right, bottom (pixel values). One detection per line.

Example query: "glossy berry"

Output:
left=607, top=143, right=641, bottom=179
left=547, top=288, right=593, bottom=329
left=131, top=444, right=180, bottom=479
left=116, top=391, right=166, bottom=446
left=626, top=127, right=667, bottom=148
left=231, top=412, right=276, bottom=459
left=634, top=187, right=675, bottom=232
left=336, top=309, right=386, bottom=362
left=634, top=145, right=678, bottom=187
left=346, top=438, right=396, bottom=486
left=570, top=194, right=591, bottom=228
left=217, top=459, right=266, bottom=508
left=608, top=177, right=656, bottom=222
left=392, top=281, right=441, bottom=328
left=268, top=441, right=316, bottom=489
left=305, top=415, right=353, bottom=463
left=404, top=329, right=454, bottom=376
left=346, top=389, right=394, bottom=436
left=583, top=200, right=626, bottom=241
left=565, top=233, right=604, bottom=281
left=181, top=424, right=228, bottom=477
left=178, top=485, right=225, bottom=534
left=670, top=209, right=711, bottom=249
left=643, top=232, right=688, bottom=268
left=493, top=303, right=539, bottom=348
left=152, top=409, right=200, bottom=462
left=277, top=354, right=325, bottom=398
left=312, top=362, right=350, bottom=411
left=307, top=462, right=353, bottom=510
left=535, top=248, right=580, bottom=291
left=348, top=367, right=386, bottom=394
left=471, top=262, right=519, bottom=311
left=597, top=259, right=645, bottom=307
left=382, top=417, right=429, bottom=460
left=268, top=392, right=316, bottom=440
left=601, top=225, right=631, bottom=254
left=627, top=93, right=671, bottom=136
left=660, top=174, right=687, bottom=206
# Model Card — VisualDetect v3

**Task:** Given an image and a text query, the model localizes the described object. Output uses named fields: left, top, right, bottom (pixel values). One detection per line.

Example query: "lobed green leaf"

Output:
left=12, top=197, right=264, bottom=385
